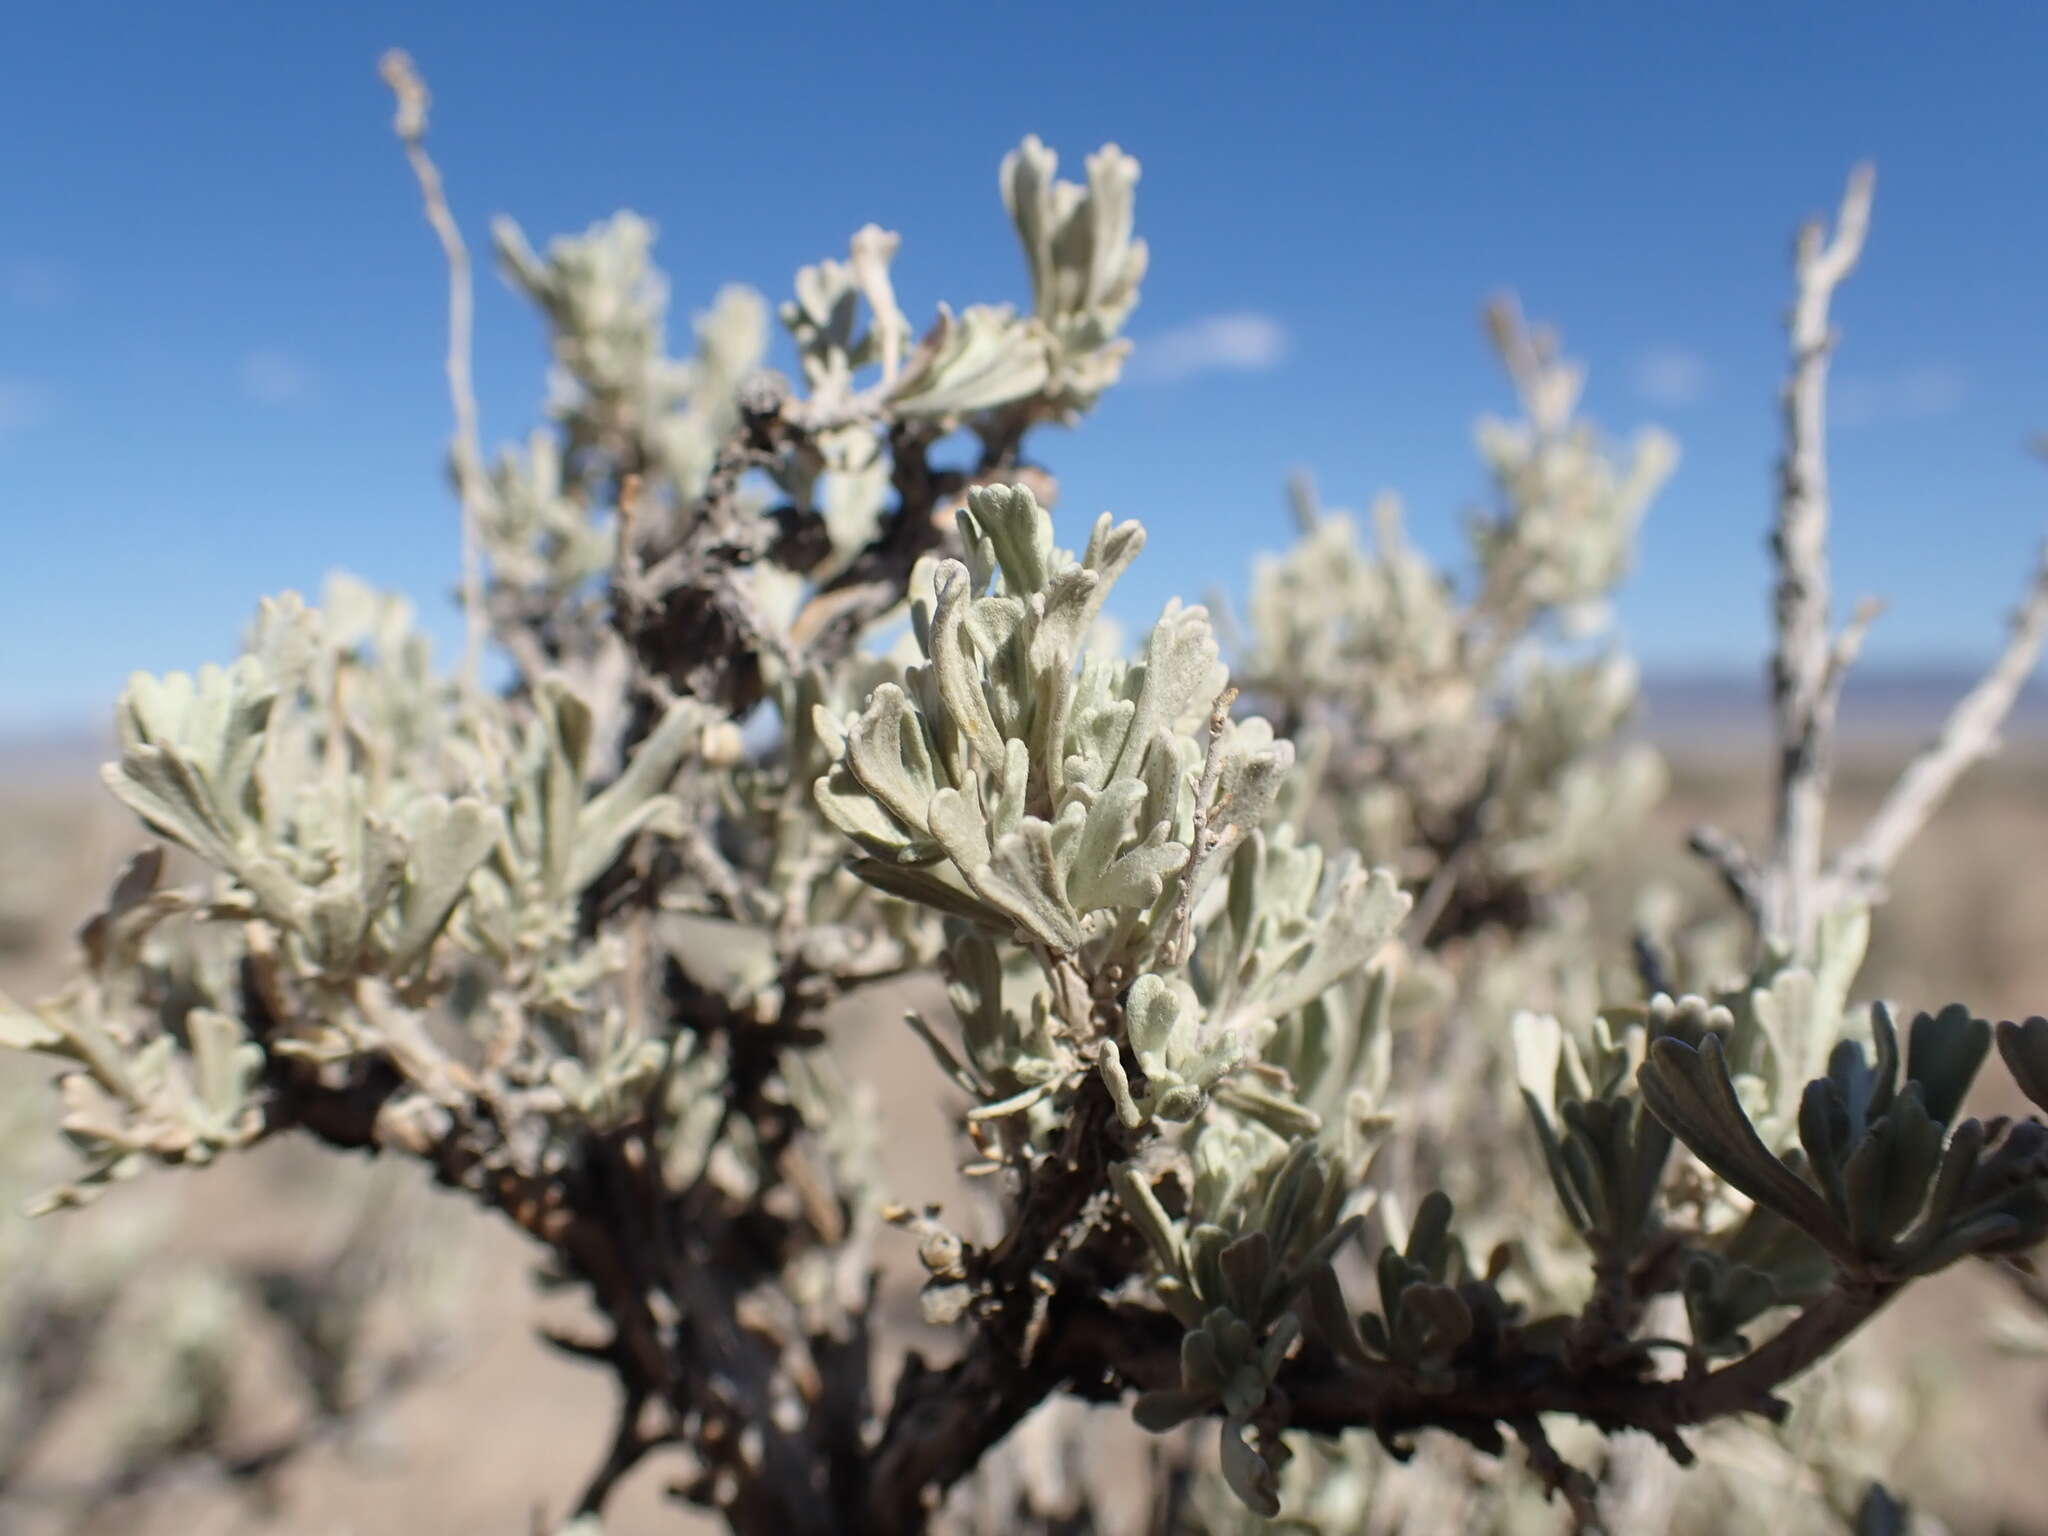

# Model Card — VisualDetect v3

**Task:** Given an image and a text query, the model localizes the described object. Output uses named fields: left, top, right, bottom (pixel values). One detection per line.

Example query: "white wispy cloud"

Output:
left=240, top=348, right=315, bottom=406
left=1833, top=364, right=1965, bottom=428
left=0, top=377, right=50, bottom=438
left=1128, top=311, right=1290, bottom=383
left=1633, top=348, right=1709, bottom=408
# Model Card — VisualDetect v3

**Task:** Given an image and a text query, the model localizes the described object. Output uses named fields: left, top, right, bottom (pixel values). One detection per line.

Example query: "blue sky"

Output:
left=4, top=3, right=2047, bottom=730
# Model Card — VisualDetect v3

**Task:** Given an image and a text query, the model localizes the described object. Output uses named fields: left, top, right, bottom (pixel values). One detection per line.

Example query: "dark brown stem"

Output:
left=863, top=1076, right=1133, bottom=1531
left=573, top=1386, right=665, bottom=1517
left=1289, top=1279, right=1892, bottom=1457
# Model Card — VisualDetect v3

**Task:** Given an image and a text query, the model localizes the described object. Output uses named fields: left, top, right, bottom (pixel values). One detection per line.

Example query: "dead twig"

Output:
left=1762, top=163, right=1874, bottom=956
left=1828, top=543, right=2048, bottom=905
left=379, top=50, right=490, bottom=694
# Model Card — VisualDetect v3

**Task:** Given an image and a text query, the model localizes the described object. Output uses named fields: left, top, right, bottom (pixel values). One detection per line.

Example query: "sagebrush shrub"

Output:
left=6, top=54, right=2048, bottom=1536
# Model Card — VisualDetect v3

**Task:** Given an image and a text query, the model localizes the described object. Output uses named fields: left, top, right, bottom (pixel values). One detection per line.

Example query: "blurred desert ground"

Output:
left=5, top=676, right=2048, bottom=1535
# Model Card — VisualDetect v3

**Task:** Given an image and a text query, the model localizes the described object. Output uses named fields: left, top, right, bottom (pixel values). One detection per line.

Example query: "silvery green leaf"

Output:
left=356, top=814, right=412, bottom=921
left=1907, top=1115, right=1984, bottom=1246
left=966, top=595, right=1033, bottom=738
left=1257, top=1141, right=1328, bottom=1256
left=1513, top=1010, right=1565, bottom=1121
left=928, top=563, right=1007, bottom=767
left=1125, top=972, right=1184, bottom=1060
left=1865, top=1000, right=1902, bottom=1121
left=1002, top=134, right=1066, bottom=321
left=307, top=887, right=369, bottom=969
left=186, top=1007, right=260, bottom=1128
left=1187, top=1228, right=1232, bottom=1314
left=1079, top=821, right=1188, bottom=915
left=247, top=590, right=324, bottom=693
left=905, top=1009, right=983, bottom=1097
left=1179, top=1323, right=1227, bottom=1396
left=386, top=796, right=504, bottom=968
left=1219, top=1231, right=1272, bottom=1322
left=571, top=695, right=703, bottom=889
left=0, top=990, right=64, bottom=1052
left=1213, top=1081, right=1322, bottom=1140
left=1103, top=973, right=1241, bottom=1128
left=1151, top=1082, right=1210, bottom=1122
left=1080, top=510, right=1145, bottom=590
left=1904, top=1003, right=1990, bottom=1128
left=1305, top=1262, right=1372, bottom=1369
left=31, top=995, right=141, bottom=1100
left=888, top=303, right=1052, bottom=418
left=782, top=247, right=863, bottom=398
left=927, top=785, right=994, bottom=874
left=103, top=659, right=277, bottom=871
left=808, top=703, right=847, bottom=762
left=816, top=762, right=929, bottom=862
left=959, top=484, right=1055, bottom=599
left=1262, top=861, right=1411, bottom=1020
left=494, top=210, right=686, bottom=411
left=1138, top=730, right=1197, bottom=844
left=1210, top=716, right=1293, bottom=838
left=1903, top=1214, right=2027, bottom=1276
left=1218, top=1418, right=1281, bottom=1519
left=1131, top=1388, right=1208, bottom=1433
left=1029, top=565, right=1108, bottom=688
left=843, top=222, right=904, bottom=378
left=1064, top=695, right=1135, bottom=799
left=1522, top=1091, right=1592, bottom=1235
left=535, top=681, right=592, bottom=902
left=1842, top=1088, right=1942, bottom=1252
left=549, top=1058, right=592, bottom=1109
left=1001, top=136, right=1147, bottom=410
left=988, top=737, right=1030, bottom=842
left=1113, top=1162, right=1184, bottom=1272
left=843, top=684, right=941, bottom=836
left=1113, top=601, right=1220, bottom=781
left=1257, top=1310, right=1300, bottom=1378
left=1099, top=1042, right=1144, bottom=1129
left=1065, top=777, right=1141, bottom=896
left=845, top=858, right=998, bottom=926
left=975, top=819, right=1082, bottom=950
left=1640, top=1035, right=1848, bottom=1256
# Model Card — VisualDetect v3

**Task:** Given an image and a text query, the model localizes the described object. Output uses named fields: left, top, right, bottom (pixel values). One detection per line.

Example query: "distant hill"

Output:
left=1641, top=668, right=2048, bottom=750
left=3, top=669, right=2045, bottom=786
left=0, top=723, right=109, bottom=786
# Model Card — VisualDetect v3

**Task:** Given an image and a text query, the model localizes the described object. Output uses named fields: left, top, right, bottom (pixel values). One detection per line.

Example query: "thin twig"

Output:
left=1828, top=542, right=2048, bottom=904
left=1819, top=595, right=1885, bottom=716
left=573, top=1387, right=674, bottom=1516
left=1687, top=823, right=1765, bottom=931
left=1631, top=928, right=1675, bottom=1001
left=1403, top=842, right=1470, bottom=951
left=1510, top=1415, right=1603, bottom=1533
left=1763, top=162, right=1875, bottom=956
left=1402, top=741, right=1511, bottom=949
left=380, top=50, right=489, bottom=694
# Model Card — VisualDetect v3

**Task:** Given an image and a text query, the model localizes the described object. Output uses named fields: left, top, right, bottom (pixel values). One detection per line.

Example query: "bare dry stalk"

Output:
left=1762, top=163, right=1874, bottom=955
left=1828, top=543, right=2048, bottom=903
left=379, top=49, right=489, bottom=693
left=1694, top=163, right=2048, bottom=963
